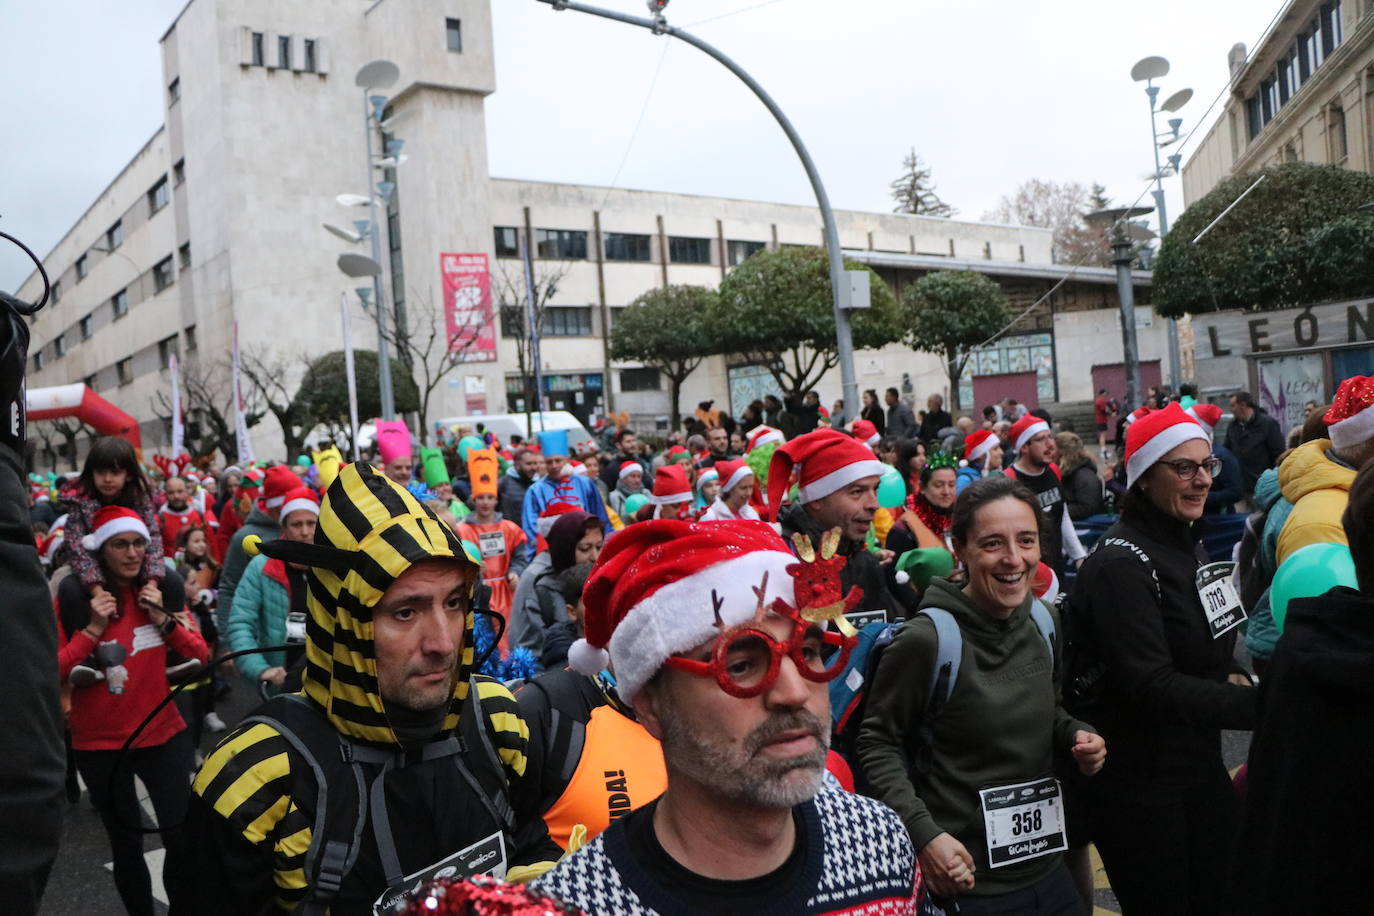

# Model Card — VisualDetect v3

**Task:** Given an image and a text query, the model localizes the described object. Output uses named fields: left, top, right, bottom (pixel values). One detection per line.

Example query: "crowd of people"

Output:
left=12, top=373, right=1374, bottom=916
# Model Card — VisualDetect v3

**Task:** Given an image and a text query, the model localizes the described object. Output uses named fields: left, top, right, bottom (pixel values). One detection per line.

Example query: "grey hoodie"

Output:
left=857, top=577, right=1093, bottom=898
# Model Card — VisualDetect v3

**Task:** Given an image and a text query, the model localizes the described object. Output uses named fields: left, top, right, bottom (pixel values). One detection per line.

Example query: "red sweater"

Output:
left=57, top=583, right=209, bottom=751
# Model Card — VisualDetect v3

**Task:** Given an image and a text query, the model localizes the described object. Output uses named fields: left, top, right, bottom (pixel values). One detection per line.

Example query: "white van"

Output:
left=433, top=412, right=597, bottom=453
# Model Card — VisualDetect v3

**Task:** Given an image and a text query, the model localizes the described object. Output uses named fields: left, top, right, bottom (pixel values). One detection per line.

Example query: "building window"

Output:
left=619, top=367, right=661, bottom=392
left=179, top=243, right=191, bottom=270
left=494, top=227, right=520, bottom=258
left=112, top=289, right=129, bottom=318
left=604, top=233, right=652, bottom=262
left=185, top=324, right=198, bottom=352
left=276, top=35, right=291, bottom=69
left=51, top=278, right=61, bottom=303
left=76, top=255, right=88, bottom=281
left=535, top=229, right=588, bottom=260
left=32, top=351, right=44, bottom=372
left=1328, top=103, right=1349, bottom=162
left=727, top=239, right=766, bottom=266
left=446, top=18, right=463, bottom=52
left=148, top=176, right=170, bottom=215
left=158, top=336, right=178, bottom=370
left=251, top=31, right=264, bottom=66
left=106, top=221, right=123, bottom=250
left=154, top=256, right=175, bottom=292
left=54, top=334, right=66, bottom=358
left=544, top=306, right=593, bottom=336
left=168, top=77, right=180, bottom=105
left=303, top=39, right=317, bottom=72
left=173, top=158, right=185, bottom=186
left=499, top=306, right=525, bottom=337
left=117, top=358, right=132, bottom=386
left=668, top=236, right=712, bottom=264
left=80, top=314, right=92, bottom=340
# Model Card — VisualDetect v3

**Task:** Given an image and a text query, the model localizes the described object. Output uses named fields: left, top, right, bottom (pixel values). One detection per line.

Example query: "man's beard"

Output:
left=658, top=702, right=830, bottom=810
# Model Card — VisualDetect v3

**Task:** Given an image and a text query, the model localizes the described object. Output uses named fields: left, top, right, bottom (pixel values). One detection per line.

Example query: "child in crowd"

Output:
left=456, top=449, right=530, bottom=644
left=608, top=462, right=646, bottom=517
left=60, top=437, right=165, bottom=601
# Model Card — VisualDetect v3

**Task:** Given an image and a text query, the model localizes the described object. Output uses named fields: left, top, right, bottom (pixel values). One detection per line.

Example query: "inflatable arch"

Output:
left=26, top=384, right=142, bottom=449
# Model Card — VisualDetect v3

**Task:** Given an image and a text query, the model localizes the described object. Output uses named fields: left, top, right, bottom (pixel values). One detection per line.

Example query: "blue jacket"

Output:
left=520, top=474, right=612, bottom=559
left=226, top=554, right=292, bottom=683
left=956, top=465, right=983, bottom=494
left=1245, top=468, right=1294, bottom=662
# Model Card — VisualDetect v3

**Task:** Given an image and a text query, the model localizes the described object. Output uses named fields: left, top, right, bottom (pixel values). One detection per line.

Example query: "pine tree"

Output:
left=890, top=149, right=956, bottom=217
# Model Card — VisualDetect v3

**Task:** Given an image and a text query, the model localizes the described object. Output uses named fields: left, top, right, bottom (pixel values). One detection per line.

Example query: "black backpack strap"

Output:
left=461, top=679, right=517, bottom=831
left=241, top=694, right=367, bottom=916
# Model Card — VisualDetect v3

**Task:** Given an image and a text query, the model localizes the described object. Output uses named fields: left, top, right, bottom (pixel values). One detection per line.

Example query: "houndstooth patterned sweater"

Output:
left=533, top=787, right=920, bottom=915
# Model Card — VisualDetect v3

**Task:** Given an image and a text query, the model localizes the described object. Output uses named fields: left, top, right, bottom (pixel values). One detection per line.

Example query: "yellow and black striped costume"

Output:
left=174, top=463, right=557, bottom=914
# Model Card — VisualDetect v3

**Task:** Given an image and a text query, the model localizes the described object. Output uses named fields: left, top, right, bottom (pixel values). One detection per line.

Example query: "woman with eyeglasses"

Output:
left=1064, top=404, right=1256, bottom=916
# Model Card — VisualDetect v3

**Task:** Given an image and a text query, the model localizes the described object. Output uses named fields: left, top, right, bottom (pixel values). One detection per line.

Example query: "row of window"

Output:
left=492, top=227, right=766, bottom=266
left=62, top=160, right=183, bottom=297
left=53, top=329, right=194, bottom=394
left=246, top=32, right=320, bottom=72
left=1245, top=0, right=1344, bottom=140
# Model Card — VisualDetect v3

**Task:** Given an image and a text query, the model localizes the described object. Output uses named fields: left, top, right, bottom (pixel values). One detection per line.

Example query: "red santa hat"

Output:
left=767, top=428, right=887, bottom=511
left=714, top=458, right=754, bottom=495
left=618, top=461, right=644, bottom=482
left=259, top=465, right=300, bottom=510
left=279, top=487, right=320, bottom=521
left=81, top=506, right=150, bottom=551
left=851, top=419, right=880, bottom=447
left=568, top=519, right=799, bottom=700
left=1009, top=414, right=1050, bottom=453
left=536, top=500, right=581, bottom=539
left=964, top=429, right=998, bottom=464
left=1125, top=402, right=1209, bottom=488
left=648, top=465, right=693, bottom=505
left=1125, top=406, right=1151, bottom=427
left=1185, top=403, right=1224, bottom=440
left=746, top=426, right=784, bottom=453
left=1324, top=375, right=1374, bottom=450
left=1031, top=562, right=1060, bottom=605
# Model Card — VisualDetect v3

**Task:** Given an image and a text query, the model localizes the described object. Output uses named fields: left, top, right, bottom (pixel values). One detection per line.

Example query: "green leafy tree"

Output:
left=902, top=270, right=1011, bottom=412
left=890, top=149, right=956, bottom=217
left=294, top=349, right=420, bottom=452
left=713, top=246, right=903, bottom=398
left=609, top=285, right=717, bottom=429
left=1154, top=162, right=1374, bottom=317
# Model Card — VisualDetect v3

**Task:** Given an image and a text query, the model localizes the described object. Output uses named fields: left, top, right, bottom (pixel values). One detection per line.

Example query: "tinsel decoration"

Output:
left=397, top=874, right=582, bottom=915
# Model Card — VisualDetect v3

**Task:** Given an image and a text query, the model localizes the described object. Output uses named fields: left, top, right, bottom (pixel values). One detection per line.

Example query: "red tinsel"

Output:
left=397, top=875, right=583, bottom=916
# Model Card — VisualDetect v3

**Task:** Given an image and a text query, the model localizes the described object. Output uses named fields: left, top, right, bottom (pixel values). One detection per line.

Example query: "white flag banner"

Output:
left=232, top=323, right=255, bottom=464
left=341, top=293, right=361, bottom=462
left=169, top=354, right=184, bottom=456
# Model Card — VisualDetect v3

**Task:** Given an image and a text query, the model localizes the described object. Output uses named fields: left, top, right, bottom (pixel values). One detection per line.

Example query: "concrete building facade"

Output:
left=19, top=0, right=1157, bottom=462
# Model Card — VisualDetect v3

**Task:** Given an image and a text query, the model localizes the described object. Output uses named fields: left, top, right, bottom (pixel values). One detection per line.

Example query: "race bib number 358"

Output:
left=979, top=777, right=1067, bottom=868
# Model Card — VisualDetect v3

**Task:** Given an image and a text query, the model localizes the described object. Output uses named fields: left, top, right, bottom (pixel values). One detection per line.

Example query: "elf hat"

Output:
left=766, top=428, right=887, bottom=511
left=569, top=519, right=799, bottom=701
left=1009, top=414, right=1050, bottom=453
left=260, top=465, right=301, bottom=510
left=1324, top=375, right=1374, bottom=450
left=746, top=426, right=785, bottom=453
left=82, top=506, right=151, bottom=551
left=851, top=419, right=880, bottom=447
left=1185, top=403, right=1224, bottom=440
left=618, top=461, right=644, bottom=482
left=279, top=487, right=321, bottom=521
left=1125, top=402, right=1209, bottom=488
left=714, top=459, right=754, bottom=495
left=649, top=465, right=693, bottom=505
left=537, top=429, right=570, bottom=458
left=375, top=419, right=412, bottom=465
left=964, top=429, right=998, bottom=464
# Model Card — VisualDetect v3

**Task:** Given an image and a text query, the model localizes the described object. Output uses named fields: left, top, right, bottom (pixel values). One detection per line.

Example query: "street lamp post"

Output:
left=1086, top=206, right=1153, bottom=412
left=1131, top=56, right=1192, bottom=390
left=537, top=0, right=863, bottom=414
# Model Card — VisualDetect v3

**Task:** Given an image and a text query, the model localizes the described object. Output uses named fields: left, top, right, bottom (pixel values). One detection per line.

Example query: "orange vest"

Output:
left=541, top=703, right=667, bottom=851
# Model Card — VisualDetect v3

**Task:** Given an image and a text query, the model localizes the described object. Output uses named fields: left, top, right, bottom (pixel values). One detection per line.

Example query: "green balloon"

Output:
left=458, top=436, right=485, bottom=462
left=877, top=466, right=907, bottom=509
left=1271, top=541, right=1358, bottom=633
left=623, top=493, right=650, bottom=516
left=296, top=455, right=311, bottom=467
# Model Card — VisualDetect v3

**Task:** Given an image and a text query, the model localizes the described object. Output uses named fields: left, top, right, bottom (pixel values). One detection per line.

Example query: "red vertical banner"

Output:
left=441, top=252, right=497, bottom=362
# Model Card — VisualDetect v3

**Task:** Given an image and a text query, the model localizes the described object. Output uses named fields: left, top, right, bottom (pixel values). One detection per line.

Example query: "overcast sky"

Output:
left=1, top=0, right=1282, bottom=293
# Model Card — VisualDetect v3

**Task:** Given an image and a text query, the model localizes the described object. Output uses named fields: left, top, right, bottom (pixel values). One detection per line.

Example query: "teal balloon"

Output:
left=877, top=466, right=906, bottom=509
left=458, top=436, right=485, bottom=461
left=296, top=455, right=311, bottom=467
left=623, top=493, right=649, bottom=516
left=1271, top=542, right=1358, bottom=633
left=459, top=540, right=482, bottom=565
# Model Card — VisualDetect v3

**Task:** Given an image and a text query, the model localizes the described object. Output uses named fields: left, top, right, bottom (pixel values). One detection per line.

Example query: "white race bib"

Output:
left=372, top=831, right=506, bottom=914
left=1196, top=561, right=1246, bottom=639
left=478, top=530, right=506, bottom=559
left=979, top=777, right=1067, bottom=868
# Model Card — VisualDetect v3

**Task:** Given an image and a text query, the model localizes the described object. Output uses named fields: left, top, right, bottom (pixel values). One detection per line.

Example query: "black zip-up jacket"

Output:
left=777, top=503, right=896, bottom=619
left=1066, top=497, right=1255, bottom=799
left=1224, top=408, right=1284, bottom=494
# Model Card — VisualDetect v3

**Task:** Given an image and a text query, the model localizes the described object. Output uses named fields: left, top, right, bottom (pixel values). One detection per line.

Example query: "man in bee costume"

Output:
left=174, top=462, right=559, bottom=915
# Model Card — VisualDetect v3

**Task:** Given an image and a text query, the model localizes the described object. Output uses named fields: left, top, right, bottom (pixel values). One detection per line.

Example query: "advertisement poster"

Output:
left=440, top=252, right=497, bottom=363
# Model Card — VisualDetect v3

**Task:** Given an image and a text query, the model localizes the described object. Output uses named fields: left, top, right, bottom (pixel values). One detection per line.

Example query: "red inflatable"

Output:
left=26, top=384, right=142, bottom=449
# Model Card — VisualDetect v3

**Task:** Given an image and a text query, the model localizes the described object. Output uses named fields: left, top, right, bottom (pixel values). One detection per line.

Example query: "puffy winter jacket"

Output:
left=225, top=554, right=291, bottom=682
left=1277, top=438, right=1356, bottom=565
